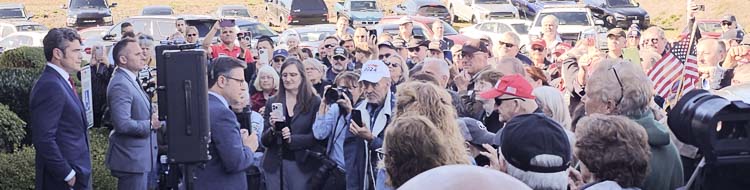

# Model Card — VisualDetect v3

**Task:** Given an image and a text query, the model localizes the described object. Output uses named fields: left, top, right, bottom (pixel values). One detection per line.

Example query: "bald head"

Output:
left=399, top=165, right=532, bottom=190
left=422, top=58, right=451, bottom=87
left=542, top=15, right=559, bottom=38
left=496, top=32, right=521, bottom=58
left=697, top=38, right=726, bottom=68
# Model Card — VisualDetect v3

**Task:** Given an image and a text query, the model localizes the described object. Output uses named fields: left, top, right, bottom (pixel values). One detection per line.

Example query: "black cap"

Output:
left=462, top=39, right=490, bottom=55
left=458, top=117, right=496, bottom=145
left=498, top=113, right=571, bottom=173
left=333, top=47, right=348, bottom=58
left=378, top=41, right=395, bottom=49
left=407, top=37, right=430, bottom=48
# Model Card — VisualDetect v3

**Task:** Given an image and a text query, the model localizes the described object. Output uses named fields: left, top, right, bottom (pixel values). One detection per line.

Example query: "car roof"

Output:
left=1, top=20, right=44, bottom=26
left=7, top=31, right=47, bottom=37
left=413, top=0, right=447, bottom=7
left=126, top=14, right=214, bottom=20
left=540, top=4, right=591, bottom=12
left=219, top=5, right=247, bottom=9
left=287, top=24, right=337, bottom=33
left=0, top=3, right=23, bottom=9
left=143, top=5, right=172, bottom=9
left=381, top=15, right=441, bottom=25
left=235, top=18, right=262, bottom=25
left=479, top=19, right=530, bottom=25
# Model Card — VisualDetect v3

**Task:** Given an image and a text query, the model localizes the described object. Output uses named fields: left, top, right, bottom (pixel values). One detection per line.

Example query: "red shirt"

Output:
left=210, top=44, right=255, bottom=63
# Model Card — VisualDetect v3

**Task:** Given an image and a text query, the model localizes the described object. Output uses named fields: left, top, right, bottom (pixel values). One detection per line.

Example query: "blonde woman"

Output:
left=385, top=54, right=409, bottom=92
left=250, top=65, right=279, bottom=112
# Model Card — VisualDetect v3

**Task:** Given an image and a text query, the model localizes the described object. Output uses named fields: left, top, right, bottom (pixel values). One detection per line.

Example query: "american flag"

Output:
left=648, top=25, right=700, bottom=99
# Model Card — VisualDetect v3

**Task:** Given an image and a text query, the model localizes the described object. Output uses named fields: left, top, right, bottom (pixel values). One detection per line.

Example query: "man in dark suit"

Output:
left=194, top=57, right=258, bottom=190
left=30, top=28, right=92, bottom=190
left=105, top=38, right=161, bottom=190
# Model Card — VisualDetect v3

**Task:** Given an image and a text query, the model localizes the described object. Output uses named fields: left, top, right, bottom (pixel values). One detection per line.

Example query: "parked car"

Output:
left=103, top=15, right=217, bottom=43
left=279, top=24, right=354, bottom=54
left=460, top=19, right=531, bottom=50
left=215, top=5, right=254, bottom=19
left=265, top=0, right=329, bottom=30
left=0, top=31, right=46, bottom=53
left=0, top=21, right=48, bottom=40
left=583, top=0, right=649, bottom=29
left=392, top=0, right=451, bottom=23
left=448, top=0, right=519, bottom=24
left=78, top=26, right=110, bottom=61
left=528, top=5, right=607, bottom=49
left=510, top=0, right=578, bottom=19
left=379, top=16, right=470, bottom=47
left=0, top=3, right=34, bottom=21
left=141, top=5, right=174, bottom=16
left=235, top=18, right=280, bottom=47
left=64, top=0, right=117, bottom=28
left=334, top=0, right=383, bottom=27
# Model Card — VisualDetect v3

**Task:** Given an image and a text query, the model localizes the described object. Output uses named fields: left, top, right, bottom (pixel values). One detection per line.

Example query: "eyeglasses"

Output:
left=531, top=47, right=545, bottom=52
left=274, top=58, right=286, bottom=62
left=186, top=34, right=198, bottom=37
left=324, top=44, right=336, bottom=49
left=378, top=53, right=392, bottom=60
left=222, top=75, right=246, bottom=86
left=494, top=97, right=525, bottom=106
left=384, top=61, right=400, bottom=68
left=408, top=47, right=421, bottom=52
left=138, top=35, right=153, bottom=40
left=498, top=41, right=515, bottom=48
left=722, top=21, right=733, bottom=26
left=608, top=63, right=625, bottom=106
left=333, top=56, right=347, bottom=61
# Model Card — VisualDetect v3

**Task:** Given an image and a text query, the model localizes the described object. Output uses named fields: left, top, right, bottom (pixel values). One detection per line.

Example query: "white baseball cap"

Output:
left=359, top=60, right=391, bottom=83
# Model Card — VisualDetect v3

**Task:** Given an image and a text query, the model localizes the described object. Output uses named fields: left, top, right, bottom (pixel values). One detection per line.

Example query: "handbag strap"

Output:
left=325, top=114, right=346, bottom=156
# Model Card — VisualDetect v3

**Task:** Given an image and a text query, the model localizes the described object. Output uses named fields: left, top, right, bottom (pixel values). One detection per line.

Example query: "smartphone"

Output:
left=368, top=29, right=377, bottom=39
left=219, top=19, right=236, bottom=27
left=351, top=110, right=364, bottom=127
left=259, top=48, right=270, bottom=65
left=271, top=103, right=284, bottom=130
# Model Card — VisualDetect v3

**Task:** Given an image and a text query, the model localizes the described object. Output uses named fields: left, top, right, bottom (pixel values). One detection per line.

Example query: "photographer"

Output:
left=261, top=58, right=323, bottom=190
left=310, top=72, right=363, bottom=189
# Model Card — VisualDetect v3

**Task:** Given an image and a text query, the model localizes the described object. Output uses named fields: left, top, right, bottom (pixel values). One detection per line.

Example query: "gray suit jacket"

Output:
left=105, top=67, right=157, bottom=173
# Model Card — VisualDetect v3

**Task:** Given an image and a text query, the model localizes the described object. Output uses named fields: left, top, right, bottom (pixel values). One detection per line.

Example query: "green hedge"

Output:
left=0, top=46, right=46, bottom=70
left=0, top=127, right=117, bottom=189
left=0, top=68, right=41, bottom=123
left=0, top=103, right=26, bottom=153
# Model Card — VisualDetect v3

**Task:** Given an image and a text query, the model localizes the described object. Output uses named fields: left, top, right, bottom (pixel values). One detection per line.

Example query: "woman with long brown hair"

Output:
left=261, top=58, right=323, bottom=190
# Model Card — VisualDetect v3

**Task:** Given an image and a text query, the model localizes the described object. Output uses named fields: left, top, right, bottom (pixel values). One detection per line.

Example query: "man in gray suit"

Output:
left=194, top=57, right=259, bottom=190
left=106, top=38, right=161, bottom=190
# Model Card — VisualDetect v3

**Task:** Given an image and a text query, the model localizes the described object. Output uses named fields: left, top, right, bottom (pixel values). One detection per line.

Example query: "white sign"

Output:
left=81, top=65, right=94, bottom=129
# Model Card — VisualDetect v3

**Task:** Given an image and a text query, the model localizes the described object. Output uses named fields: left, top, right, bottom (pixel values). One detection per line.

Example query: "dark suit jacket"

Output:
left=194, top=94, right=256, bottom=190
left=105, top=68, right=157, bottom=173
left=30, top=66, right=92, bottom=190
left=261, top=95, right=323, bottom=174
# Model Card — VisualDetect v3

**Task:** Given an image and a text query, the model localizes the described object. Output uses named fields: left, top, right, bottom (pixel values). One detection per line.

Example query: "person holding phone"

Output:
left=261, top=59, right=323, bottom=190
left=89, top=43, right=115, bottom=128
left=203, top=19, right=255, bottom=64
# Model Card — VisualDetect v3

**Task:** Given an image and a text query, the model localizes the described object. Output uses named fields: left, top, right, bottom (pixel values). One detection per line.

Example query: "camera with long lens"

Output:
left=305, top=150, right=345, bottom=190
left=324, top=86, right=353, bottom=105
left=667, top=89, right=750, bottom=190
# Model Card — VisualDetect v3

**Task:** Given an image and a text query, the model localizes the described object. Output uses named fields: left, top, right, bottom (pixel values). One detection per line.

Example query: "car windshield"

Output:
left=222, top=9, right=251, bottom=17
left=476, top=0, right=510, bottom=4
left=417, top=6, right=449, bottom=15
left=71, top=0, right=108, bottom=9
left=0, top=8, right=24, bottom=19
left=238, top=23, right=278, bottom=38
left=16, top=25, right=48, bottom=32
left=511, top=23, right=528, bottom=34
left=351, top=1, right=378, bottom=11
left=143, top=8, right=173, bottom=16
left=606, top=0, right=636, bottom=7
left=440, top=21, right=459, bottom=36
left=293, top=30, right=335, bottom=42
left=291, top=0, right=327, bottom=11
left=535, top=12, right=590, bottom=26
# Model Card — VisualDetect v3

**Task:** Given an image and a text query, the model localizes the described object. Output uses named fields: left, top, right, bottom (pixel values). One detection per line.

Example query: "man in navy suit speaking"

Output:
left=30, top=28, right=92, bottom=189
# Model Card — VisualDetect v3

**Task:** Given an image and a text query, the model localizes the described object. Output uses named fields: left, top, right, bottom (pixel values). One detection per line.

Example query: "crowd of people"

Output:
left=28, top=3, right=750, bottom=190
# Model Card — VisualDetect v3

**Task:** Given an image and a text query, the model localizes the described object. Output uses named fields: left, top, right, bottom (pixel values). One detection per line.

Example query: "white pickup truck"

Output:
left=448, top=0, right=519, bottom=24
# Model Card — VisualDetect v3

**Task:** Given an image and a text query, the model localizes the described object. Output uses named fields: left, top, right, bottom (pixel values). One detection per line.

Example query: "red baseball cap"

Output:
left=530, top=39, right=546, bottom=49
left=479, top=74, right=536, bottom=100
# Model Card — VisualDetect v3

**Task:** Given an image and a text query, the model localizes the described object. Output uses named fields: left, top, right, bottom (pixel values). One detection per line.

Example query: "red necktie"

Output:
left=68, top=78, right=78, bottom=98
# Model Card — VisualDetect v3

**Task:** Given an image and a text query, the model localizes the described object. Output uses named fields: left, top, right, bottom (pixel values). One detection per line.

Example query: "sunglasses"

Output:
left=274, top=58, right=285, bottom=62
left=408, top=47, right=421, bottom=52
left=138, top=35, right=153, bottom=40
left=186, top=34, right=198, bottom=37
left=333, top=56, right=347, bottom=61
left=494, top=97, right=525, bottom=106
left=324, top=44, right=336, bottom=49
left=378, top=53, right=392, bottom=60
left=722, top=22, right=733, bottom=26
left=384, top=61, right=400, bottom=68
left=644, top=38, right=660, bottom=44
left=498, top=41, right=515, bottom=48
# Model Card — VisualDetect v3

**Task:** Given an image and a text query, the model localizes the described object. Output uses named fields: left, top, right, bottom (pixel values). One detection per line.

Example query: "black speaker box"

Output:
left=157, top=48, right=210, bottom=163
